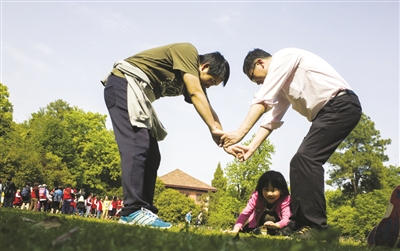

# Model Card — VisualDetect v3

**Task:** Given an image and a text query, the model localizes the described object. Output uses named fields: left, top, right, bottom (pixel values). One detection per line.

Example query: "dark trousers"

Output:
left=62, top=200, right=71, bottom=214
left=3, top=197, right=13, bottom=208
left=289, top=92, right=362, bottom=229
left=104, top=75, right=161, bottom=216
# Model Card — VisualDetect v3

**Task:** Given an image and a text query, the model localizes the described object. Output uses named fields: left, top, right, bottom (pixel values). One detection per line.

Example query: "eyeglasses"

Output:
left=250, top=62, right=257, bottom=82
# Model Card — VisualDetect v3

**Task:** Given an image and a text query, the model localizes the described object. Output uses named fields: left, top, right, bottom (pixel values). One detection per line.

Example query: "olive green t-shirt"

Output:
left=112, top=43, right=201, bottom=101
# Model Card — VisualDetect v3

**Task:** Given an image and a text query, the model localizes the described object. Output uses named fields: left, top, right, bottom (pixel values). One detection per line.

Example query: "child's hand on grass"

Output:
left=223, top=227, right=240, bottom=234
left=263, top=221, right=280, bottom=229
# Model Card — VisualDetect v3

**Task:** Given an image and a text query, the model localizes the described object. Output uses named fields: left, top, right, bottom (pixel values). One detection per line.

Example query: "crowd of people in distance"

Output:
left=0, top=177, right=123, bottom=220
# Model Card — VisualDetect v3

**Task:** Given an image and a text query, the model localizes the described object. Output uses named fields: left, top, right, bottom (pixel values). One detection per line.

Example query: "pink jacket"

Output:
left=234, top=191, right=291, bottom=230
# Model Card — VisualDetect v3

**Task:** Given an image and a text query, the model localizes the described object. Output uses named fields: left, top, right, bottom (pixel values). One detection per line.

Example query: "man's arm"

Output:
left=210, top=105, right=224, bottom=144
left=221, top=103, right=266, bottom=147
left=182, top=73, right=224, bottom=138
left=234, top=126, right=273, bottom=161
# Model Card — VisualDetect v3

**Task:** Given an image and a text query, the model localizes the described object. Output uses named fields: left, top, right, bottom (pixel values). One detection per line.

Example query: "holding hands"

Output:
left=220, top=130, right=245, bottom=148
left=220, top=130, right=256, bottom=161
left=211, top=128, right=226, bottom=145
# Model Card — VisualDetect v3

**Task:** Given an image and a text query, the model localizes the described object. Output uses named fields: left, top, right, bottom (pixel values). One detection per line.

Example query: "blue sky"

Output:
left=1, top=1, right=399, bottom=188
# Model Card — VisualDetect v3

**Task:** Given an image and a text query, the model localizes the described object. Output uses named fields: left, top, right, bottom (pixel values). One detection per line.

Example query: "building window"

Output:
left=196, top=194, right=202, bottom=202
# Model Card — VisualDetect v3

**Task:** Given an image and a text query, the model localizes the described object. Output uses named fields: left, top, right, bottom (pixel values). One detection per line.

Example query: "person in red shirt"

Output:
left=111, top=196, right=117, bottom=219
left=85, top=193, right=93, bottom=218
left=116, top=197, right=123, bottom=218
left=96, top=197, right=103, bottom=219
left=62, top=184, right=73, bottom=214
left=29, top=182, right=39, bottom=211
left=12, top=189, right=23, bottom=208
left=91, top=194, right=98, bottom=218
left=70, top=194, right=77, bottom=215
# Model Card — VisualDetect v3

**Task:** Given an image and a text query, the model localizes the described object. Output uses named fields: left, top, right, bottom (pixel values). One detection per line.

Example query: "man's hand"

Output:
left=220, top=130, right=245, bottom=148
left=211, top=128, right=225, bottom=146
left=223, top=145, right=244, bottom=158
left=233, top=145, right=254, bottom=162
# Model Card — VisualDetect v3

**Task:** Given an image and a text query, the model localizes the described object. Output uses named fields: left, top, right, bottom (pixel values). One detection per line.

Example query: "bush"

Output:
left=155, top=189, right=200, bottom=224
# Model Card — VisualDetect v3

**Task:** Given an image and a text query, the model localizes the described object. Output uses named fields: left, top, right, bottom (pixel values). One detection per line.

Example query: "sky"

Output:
left=1, top=1, right=399, bottom=189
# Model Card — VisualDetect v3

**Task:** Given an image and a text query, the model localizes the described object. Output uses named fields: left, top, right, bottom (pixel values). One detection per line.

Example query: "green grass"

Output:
left=0, top=208, right=393, bottom=251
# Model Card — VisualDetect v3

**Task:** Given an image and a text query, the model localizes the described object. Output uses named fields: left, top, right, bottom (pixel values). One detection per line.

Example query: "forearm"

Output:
left=237, top=103, right=266, bottom=138
left=191, top=93, right=218, bottom=131
left=248, top=127, right=273, bottom=151
left=210, top=106, right=222, bottom=130
left=183, top=73, right=218, bottom=132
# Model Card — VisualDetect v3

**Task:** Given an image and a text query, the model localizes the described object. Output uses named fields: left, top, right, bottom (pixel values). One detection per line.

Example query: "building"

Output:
left=159, top=169, right=217, bottom=205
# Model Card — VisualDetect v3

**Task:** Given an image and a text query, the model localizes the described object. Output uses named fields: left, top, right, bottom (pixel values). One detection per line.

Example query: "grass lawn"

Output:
left=0, top=207, right=393, bottom=251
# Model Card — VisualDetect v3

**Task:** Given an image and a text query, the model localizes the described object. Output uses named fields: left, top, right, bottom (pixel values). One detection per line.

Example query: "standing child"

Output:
left=115, top=197, right=123, bottom=218
left=12, top=189, right=22, bottom=208
left=196, top=212, right=203, bottom=225
left=96, top=198, right=103, bottom=219
left=228, top=170, right=291, bottom=236
left=38, top=184, right=49, bottom=212
left=3, top=177, right=16, bottom=208
left=185, top=210, right=192, bottom=225
left=91, top=194, right=98, bottom=218
left=52, top=186, right=63, bottom=214
left=102, top=196, right=111, bottom=220
left=20, top=182, right=31, bottom=210
left=111, top=196, right=117, bottom=220
left=29, top=182, right=39, bottom=211
left=85, top=194, right=93, bottom=218
left=0, top=179, right=3, bottom=207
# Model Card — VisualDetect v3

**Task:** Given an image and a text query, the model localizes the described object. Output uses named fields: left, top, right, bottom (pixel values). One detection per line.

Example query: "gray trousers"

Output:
left=289, top=92, right=362, bottom=229
left=104, top=75, right=160, bottom=216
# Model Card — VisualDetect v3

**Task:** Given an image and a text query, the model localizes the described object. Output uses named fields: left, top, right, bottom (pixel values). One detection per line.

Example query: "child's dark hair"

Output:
left=199, top=52, right=230, bottom=87
left=256, top=170, right=290, bottom=200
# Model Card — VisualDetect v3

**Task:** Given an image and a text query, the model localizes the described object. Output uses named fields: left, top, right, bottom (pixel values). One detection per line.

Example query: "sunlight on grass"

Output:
left=0, top=208, right=386, bottom=251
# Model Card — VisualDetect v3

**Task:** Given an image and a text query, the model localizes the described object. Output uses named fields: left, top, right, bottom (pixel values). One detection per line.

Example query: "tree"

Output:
left=207, top=162, right=228, bottom=226
left=224, top=135, right=274, bottom=206
left=206, top=195, right=239, bottom=229
left=327, top=113, right=391, bottom=204
left=155, top=188, right=201, bottom=224
left=0, top=83, right=14, bottom=137
left=4, top=99, right=121, bottom=195
left=153, top=177, right=166, bottom=205
left=381, top=165, right=400, bottom=189
left=211, top=162, right=227, bottom=192
left=0, top=123, right=45, bottom=187
left=327, top=188, right=392, bottom=238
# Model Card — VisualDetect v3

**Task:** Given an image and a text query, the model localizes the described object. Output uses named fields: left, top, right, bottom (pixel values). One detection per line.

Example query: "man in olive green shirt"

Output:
left=103, top=43, right=230, bottom=228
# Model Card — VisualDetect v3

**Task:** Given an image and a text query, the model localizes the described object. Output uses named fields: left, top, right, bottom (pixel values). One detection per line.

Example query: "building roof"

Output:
left=159, top=169, right=217, bottom=192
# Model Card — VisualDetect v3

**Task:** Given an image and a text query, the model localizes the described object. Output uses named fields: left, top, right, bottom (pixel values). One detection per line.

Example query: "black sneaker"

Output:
left=252, top=227, right=261, bottom=235
left=296, top=225, right=341, bottom=242
left=278, top=226, right=295, bottom=236
left=296, top=226, right=315, bottom=239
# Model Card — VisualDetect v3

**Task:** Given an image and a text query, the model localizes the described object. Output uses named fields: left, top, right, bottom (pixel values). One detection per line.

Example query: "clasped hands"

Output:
left=211, top=129, right=249, bottom=161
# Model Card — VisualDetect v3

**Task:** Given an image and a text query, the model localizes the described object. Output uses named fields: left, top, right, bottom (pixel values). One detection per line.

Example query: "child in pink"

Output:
left=230, top=170, right=291, bottom=235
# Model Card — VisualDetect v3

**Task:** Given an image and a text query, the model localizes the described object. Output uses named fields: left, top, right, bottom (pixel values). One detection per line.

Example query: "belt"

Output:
left=334, top=89, right=356, bottom=98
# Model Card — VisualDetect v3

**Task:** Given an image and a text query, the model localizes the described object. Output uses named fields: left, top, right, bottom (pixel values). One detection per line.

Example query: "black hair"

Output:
left=242, top=48, right=272, bottom=75
left=255, top=170, right=290, bottom=202
left=199, top=52, right=230, bottom=86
